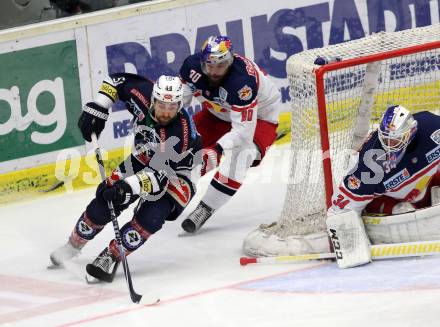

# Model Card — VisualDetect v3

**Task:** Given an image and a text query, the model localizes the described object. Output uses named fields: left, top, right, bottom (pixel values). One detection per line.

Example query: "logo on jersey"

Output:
left=186, top=82, right=197, bottom=92
left=426, top=145, right=440, bottom=163
left=430, top=129, right=440, bottom=144
left=383, top=168, right=411, bottom=190
left=128, top=98, right=146, bottom=121
left=347, top=175, right=361, bottom=190
left=238, top=85, right=253, bottom=101
left=130, top=88, right=150, bottom=109
left=219, top=87, right=228, bottom=102
left=111, top=76, right=125, bottom=86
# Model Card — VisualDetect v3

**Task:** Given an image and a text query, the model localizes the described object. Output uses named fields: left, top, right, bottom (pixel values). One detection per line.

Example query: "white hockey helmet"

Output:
left=151, top=75, right=184, bottom=111
left=378, top=105, right=418, bottom=154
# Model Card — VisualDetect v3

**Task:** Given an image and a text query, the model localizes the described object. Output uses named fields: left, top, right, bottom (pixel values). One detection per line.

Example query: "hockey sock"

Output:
left=70, top=212, right=105, bottom=248
left=202, top=172, right=242, bottom=210
left=108, top=218, right=152, bottom=260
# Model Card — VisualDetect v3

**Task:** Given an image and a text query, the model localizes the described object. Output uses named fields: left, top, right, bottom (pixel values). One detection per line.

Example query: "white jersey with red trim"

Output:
left=179, top=53, right=281, bottom=150
left=328, top=111, right=440, bottom=215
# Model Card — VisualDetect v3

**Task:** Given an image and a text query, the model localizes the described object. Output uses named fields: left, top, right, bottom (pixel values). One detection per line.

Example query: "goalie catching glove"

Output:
left=78, top=102, right=109, bottom=142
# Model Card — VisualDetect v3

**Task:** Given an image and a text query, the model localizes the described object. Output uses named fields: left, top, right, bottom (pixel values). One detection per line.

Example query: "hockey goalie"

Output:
left=324, top=105, right=440, bottom=268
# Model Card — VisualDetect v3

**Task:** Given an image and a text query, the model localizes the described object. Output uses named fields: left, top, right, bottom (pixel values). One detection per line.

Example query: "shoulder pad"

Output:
left=225, top=72, right=258, bottom=107
left=180, top=54, right=203, bottom=80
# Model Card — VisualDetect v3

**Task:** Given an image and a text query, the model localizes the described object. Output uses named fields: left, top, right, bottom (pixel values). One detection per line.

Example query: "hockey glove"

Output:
left=78, top=102, right=109, bottom=142
left=201, top=144, right=223, bottom=176
left=102, top=180, right=134, bottom=206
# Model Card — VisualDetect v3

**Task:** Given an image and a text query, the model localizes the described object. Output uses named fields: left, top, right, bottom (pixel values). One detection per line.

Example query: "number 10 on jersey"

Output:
left=241, top=108, right=253, bottom=122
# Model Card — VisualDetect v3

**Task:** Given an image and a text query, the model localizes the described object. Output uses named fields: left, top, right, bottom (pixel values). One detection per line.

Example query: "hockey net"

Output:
left=243, top=24, right=440, bottom=257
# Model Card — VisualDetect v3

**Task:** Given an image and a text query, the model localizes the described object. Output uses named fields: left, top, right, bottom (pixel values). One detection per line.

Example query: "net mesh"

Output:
left=243, top=25, right=440, bottom=255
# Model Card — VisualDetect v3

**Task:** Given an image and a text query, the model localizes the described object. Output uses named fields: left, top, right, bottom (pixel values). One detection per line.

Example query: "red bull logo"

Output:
left=347, top=175, right=361, bottom=190
left=238, top=85, right=252, bottom=101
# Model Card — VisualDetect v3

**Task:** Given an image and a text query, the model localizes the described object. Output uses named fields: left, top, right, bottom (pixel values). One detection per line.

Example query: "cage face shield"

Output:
left=378, top=105, right=417, bottom=156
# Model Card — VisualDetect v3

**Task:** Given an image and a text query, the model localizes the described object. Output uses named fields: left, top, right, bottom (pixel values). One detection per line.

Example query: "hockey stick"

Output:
left=38, top=180, right=65, bottom=193
left=240, top=239, right=440, bottom=266
left=91, top=133, right=143, bottom=304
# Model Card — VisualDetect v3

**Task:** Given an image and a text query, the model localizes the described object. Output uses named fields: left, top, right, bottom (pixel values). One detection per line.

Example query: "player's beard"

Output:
left=156, top=116, right=172, bottom=125
left=155, top=113, right=175, bottom=126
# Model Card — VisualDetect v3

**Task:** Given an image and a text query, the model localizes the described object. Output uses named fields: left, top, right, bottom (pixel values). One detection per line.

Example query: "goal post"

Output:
left=243, top=24, right=440, bottom=257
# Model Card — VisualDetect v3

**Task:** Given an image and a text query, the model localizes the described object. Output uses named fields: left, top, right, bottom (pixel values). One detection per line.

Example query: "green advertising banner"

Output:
left=0, top=40, right=83, bottom=162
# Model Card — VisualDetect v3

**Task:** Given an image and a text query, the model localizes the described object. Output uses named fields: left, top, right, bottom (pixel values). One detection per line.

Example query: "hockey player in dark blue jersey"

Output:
left=179, top=36, right=281, bottom=233
left=326, top=105, right=440, bottom=268
left=50, top=74, right=202, bottom=281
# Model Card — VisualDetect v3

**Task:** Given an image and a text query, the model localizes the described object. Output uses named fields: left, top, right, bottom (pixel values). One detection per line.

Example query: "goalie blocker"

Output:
left=326, top=210, right=371, bottom=268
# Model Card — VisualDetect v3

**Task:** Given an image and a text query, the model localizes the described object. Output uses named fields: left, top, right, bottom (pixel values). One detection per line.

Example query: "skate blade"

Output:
left=177, top=230, right=201, bottom=237
left=85, top=273, right=102, bottom=284
left=47, top=263, right=63, bottom=270
left=139, top=296, right=161, bottom=306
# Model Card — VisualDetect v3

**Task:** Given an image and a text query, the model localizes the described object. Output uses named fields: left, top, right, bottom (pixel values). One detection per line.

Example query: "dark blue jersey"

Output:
left=330, top=111, right=440, bottom=214
left=180, top=53, right=258, bottom=108
left=179, top=53, right=280, bottom=148
left=99, top=73, right=154, bottom=121
left=97, top=73, right=202, bottom=208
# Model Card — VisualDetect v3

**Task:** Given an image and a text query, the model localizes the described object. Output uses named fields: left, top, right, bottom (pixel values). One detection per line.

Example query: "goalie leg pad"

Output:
left=326, top=210, right=371, bottom=268
left=364, top=204, right=440, bottom=244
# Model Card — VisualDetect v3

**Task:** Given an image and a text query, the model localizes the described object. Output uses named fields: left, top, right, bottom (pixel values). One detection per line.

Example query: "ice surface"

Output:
left=1, top=146, right=439, bottom=327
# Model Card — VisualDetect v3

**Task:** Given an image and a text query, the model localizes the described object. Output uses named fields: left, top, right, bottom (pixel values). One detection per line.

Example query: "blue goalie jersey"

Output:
left=329, top=111, right=440, bottom=215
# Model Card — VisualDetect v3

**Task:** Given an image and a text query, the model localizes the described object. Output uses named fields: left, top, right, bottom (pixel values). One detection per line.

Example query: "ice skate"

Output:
left=86, top=247, right=119, bottom=283
left=181, top=201, right=215, bottom=233
left=49, top=239, right=82, bottom=268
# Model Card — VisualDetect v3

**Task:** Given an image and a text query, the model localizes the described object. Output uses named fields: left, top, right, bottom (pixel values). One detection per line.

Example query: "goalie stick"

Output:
left=90, top=133, right=148, bottom=304
left=240, top=239, right=440, bottom=266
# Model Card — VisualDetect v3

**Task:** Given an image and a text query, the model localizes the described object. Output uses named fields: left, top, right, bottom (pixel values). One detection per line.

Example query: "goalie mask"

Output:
left=378, top=105, right=418, bottom=158
left=200, top=36, right=234, bottom=75
left=150, top=75, right=184, bottom=125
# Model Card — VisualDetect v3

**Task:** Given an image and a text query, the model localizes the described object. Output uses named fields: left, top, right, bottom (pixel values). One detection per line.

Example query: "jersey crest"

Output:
left=238, top=85, right=253, bottom=101
left=430, top=129, right=440, bottom=144
left=347, top=175, right=361, bottom=190
left=218, top=87, right=228, bottom=102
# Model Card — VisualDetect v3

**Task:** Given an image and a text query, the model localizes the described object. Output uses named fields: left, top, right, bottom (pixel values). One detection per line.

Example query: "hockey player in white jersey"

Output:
left=179, top=35, right=282, bottom=233
left=327, top=105, right=440, bottom=268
